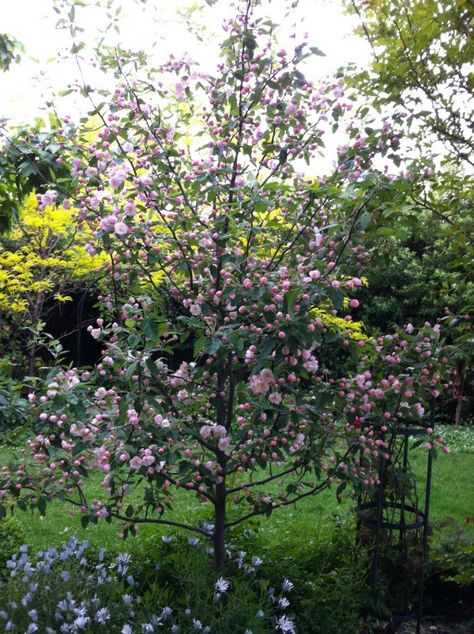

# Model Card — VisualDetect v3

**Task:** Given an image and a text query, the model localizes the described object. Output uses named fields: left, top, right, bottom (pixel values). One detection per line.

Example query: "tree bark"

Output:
left=28, top=346, right=36, bottom=377
left=213, top=479, right=226, bottom=570
left=454, top=362, right=464, bottom=426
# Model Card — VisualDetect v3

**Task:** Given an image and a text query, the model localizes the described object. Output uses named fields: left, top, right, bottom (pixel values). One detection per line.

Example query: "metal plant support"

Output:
left=357, top=400, right=436, bottom=633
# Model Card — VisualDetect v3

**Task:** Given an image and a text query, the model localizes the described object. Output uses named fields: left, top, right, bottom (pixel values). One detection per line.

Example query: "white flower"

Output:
left=95, top=607, right=110, bottom=624
left=282, top=579, right=294, bottom=592
left=215, top=577, right=230, bottom=594
left=74, top=616, right=90, bottom=629
left=275, top=615, right=296, bottom=633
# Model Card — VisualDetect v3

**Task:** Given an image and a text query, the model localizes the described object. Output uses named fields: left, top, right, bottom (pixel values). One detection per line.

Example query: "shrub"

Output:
left=429, top=522, right=474, bottom=588
left=0, top=517, right=26, bottom=578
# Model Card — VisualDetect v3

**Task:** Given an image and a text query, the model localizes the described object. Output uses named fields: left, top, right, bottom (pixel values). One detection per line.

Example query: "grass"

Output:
left=1, top=425, right=473, bottom=555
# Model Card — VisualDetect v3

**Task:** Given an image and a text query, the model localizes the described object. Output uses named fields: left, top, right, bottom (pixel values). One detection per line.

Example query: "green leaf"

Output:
left=204, top=338, right=222, bottom=356
left=37, top=497, right=47, bottom=516
left=285, top=289, right=299, bottom=319
left=310, top=46, right=326, bottom=57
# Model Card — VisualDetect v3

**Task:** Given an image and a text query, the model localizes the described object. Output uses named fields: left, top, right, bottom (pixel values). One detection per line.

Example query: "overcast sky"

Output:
left=1, top=0, right=371, bottom=126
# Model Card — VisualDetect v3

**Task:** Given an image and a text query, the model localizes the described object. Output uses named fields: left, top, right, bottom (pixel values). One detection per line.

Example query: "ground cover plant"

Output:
left=0, top=535, right=300, bottom=633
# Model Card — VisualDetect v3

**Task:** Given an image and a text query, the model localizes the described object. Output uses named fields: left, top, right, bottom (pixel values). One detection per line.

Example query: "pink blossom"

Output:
left=114, top=222, right=129, bottom=236
left=268, top=392, right=282, bottom=405
left=189, top=303, right=202, bottom=316
left=141, top=454, right=155, bottom=467
left=303, top=357, right=319, bottom=373
left=218, top=436, right=231, bottom=451
left=39, top=190, right=58, bottom=209
left=109, top=166, right=129, bottom=190
left=200, top=425, right=213, bottom=440
left=130, top=456, right=143, bottom=470
left=154, top=415, right=171, bottom=428
left=249, top=368, right=275, bottom=395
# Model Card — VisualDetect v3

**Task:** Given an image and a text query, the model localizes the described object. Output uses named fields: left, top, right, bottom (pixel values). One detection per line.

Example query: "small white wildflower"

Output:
left=215, top=577, right=230, bottom=594
left=275, top=615, right=296, bottom=633
left=282, top=579, right=294, bottom=593
left=74, top=615, right=90, bottom=629
left=28, top=609, right=38, bottom=622
left=95, top=607, right=110, bottom=624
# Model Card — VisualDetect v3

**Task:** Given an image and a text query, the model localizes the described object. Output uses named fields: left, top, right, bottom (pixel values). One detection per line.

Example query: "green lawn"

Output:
left=1, top=425, right=473, bottom=555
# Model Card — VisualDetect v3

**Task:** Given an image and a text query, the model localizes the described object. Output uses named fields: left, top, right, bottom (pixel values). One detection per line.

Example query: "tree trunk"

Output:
left=454, top=362, right=464, bottom=426
left=213, top=480, right=226, bottom=570
left=28, top=346, right=36, bottom=377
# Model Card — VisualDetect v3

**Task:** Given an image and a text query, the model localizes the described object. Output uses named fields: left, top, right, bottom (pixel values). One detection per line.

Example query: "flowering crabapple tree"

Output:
left=0, top=0, right=451, bottom=568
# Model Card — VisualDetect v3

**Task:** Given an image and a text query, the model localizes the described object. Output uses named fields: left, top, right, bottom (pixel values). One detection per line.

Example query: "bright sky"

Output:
left=1, top=0, right=371, bottom=126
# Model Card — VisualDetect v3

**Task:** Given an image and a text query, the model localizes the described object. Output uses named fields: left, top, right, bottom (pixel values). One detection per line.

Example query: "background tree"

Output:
left=0, top=33, right=22, bottom=73
left=345, top=0, right=474, bottom=424
left=346, top=0, right=474, bottom=167
left=0, top=193, right=105, bottom=375
left=0, top=119, right=74, bottom=232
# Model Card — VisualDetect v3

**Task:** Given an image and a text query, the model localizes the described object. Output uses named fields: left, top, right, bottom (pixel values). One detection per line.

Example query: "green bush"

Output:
left=0, top=516, right=26, bottom=577
left=430, top=521, right=474, bottom=588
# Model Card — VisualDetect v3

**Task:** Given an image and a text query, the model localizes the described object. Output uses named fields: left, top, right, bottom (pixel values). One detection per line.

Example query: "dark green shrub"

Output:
left=0, top=516, right=26, bottom=577
left=429, top=521, right=474, bottom=588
